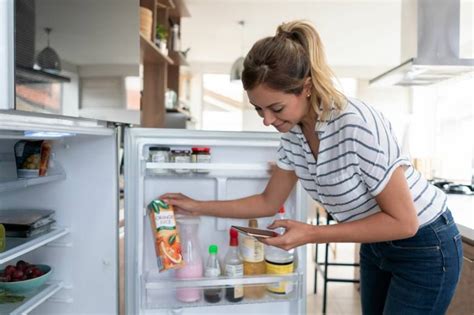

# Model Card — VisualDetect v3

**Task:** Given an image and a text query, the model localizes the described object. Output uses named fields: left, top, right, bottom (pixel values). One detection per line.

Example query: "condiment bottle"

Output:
left=203, top=245, right=223, bottom=303
left=265, top=207, right=294, bottom=296
left=241, top=219, right=266, bottom=299
left=224, top=228, right=244, bottom=302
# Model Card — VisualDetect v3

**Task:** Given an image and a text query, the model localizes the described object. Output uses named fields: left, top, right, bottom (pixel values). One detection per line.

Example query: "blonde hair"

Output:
left=242, top=20, right=346, bottom=120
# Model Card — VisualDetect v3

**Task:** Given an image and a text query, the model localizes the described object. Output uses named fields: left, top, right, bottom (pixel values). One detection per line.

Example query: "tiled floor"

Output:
left=306, top=242, right=361, bottom=315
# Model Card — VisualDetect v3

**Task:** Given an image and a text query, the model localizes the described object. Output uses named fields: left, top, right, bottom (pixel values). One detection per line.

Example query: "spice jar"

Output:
left=191, top=147, right=211, bottom=173
left=170, top=150, right=191, bottom=174
left=148, top=146, right=170, bottom=174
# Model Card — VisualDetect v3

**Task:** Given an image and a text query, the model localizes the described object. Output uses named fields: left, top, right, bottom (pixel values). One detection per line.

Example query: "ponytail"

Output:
left=242, top=20, right=346, bottom=121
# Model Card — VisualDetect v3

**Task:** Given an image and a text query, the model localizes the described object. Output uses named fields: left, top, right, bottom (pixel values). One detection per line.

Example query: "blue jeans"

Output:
left=360, top=210, right=463, bottom=315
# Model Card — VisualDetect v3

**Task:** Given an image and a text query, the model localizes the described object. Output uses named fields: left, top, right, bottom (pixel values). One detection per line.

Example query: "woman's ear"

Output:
left=304, top=77, right=312, bottom=97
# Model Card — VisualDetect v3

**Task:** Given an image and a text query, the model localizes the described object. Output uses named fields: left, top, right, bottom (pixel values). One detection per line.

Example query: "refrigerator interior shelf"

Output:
left=0, top=281, right=64, bottom=315
left=0, top=228, right=70, bottom=264
left=0, top=172, right=67, bottom=193
left=145, top=272, right=301, bottom=289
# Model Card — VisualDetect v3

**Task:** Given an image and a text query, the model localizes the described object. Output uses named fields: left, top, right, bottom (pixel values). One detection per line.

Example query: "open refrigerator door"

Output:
left=0, top=113, right=118, bottom=314
left=125, top=128, right=307, bottom=315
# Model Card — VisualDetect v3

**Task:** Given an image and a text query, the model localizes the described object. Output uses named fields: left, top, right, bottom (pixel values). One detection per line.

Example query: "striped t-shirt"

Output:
left=276, top=98, right=447, bottom=227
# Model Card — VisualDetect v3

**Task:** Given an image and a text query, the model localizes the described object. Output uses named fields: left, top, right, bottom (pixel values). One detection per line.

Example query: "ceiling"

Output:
left=181, top=0, right=473, bottom=79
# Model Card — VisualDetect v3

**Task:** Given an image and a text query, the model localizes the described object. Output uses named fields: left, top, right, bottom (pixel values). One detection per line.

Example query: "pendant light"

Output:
left=37, top=27, right=62, bottom=72
left=230, top=20, right=245, bottom=81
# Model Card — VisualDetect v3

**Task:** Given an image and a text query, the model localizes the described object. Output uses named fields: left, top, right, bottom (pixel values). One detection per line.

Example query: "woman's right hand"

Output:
left=159, top=193, right=201, bottom=216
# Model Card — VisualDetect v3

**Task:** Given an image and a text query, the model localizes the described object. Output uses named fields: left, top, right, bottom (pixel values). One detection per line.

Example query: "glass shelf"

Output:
left=0, top=281, right=63, bottom=314
left=0, top=172, right=66, bottom=194
left=0, top=228, right=69, bottom=265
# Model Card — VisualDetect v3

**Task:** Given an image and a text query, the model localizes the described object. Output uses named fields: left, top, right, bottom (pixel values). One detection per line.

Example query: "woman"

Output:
left=161, top=20, right=462, bottom=314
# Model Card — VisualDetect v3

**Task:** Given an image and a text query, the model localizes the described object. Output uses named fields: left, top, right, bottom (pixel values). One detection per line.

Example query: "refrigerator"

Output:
left=0, top=112, right=119, bottom=314
left=0, top=114, right=308, bottom=314
left=124, top=128, right=308, bottom=315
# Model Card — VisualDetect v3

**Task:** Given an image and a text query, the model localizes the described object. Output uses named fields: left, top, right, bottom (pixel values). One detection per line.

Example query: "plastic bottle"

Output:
left=224, top=228, right=244, bottom=302
left=175, top=216, right=203, bottom=302
left=265, top=206, right=295, bottom=296
left=241, top=219, right=266, bottom=299
left=203, top=244, right=223, bottom=303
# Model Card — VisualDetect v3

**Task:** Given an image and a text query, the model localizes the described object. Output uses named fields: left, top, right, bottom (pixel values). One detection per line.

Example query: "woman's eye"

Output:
left=273, top=108, right=283, bottom=113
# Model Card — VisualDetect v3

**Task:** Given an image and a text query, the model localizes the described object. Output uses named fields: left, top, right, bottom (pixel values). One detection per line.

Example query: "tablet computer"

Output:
left=231, top=225, right=279, bottom=238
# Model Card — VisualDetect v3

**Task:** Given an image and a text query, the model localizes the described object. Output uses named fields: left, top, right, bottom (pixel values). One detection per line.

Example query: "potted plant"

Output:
left=155, top=24, right=168, bottom=54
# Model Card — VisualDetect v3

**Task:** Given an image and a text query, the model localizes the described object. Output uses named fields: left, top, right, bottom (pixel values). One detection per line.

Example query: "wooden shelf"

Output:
left=140, top=33, right=174, bottom=65
left=169, top=0, right=190, bottom=17
left=168, top=51, right=189, bottom=66
left=156, top=0, right=175, bottom=9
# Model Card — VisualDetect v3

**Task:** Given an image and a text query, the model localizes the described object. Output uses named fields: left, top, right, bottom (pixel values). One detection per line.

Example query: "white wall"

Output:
left=183, top=0, right=402, bottom=74
left=356, top=80, right=411, bottom=145
left=411, top=74, right=474, bottom=182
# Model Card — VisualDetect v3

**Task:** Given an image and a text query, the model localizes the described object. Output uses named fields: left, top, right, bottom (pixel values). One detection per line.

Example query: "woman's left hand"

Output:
left=259, top=219, right=316, bottom=251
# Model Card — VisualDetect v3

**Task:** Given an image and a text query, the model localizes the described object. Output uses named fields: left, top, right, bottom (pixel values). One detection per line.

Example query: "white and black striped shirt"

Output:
left=276, top=98, right=447, bottom=226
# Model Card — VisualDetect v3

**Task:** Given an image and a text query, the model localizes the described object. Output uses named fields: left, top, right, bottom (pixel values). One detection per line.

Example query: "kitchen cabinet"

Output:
left=140, top=0, right=190, bottom=128
left=447, top=238, right=474, bottom=315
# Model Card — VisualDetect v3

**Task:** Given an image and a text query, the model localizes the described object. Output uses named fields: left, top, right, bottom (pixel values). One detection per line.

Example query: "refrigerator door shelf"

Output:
left=146, top=162, right=270, bottom=172
left=0, top=281, right=64, bottom=315
left=145, top=272, right=301, bottom=289
left=0, top=227, right=69, bottom=264
left=144, top=273, right=303, bottom=309
left=145, top=162, right=271, bottom=179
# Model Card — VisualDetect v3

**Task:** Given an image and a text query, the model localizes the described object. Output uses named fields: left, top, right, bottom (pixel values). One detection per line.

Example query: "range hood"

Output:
left=370, top=0, right=474, bottom=87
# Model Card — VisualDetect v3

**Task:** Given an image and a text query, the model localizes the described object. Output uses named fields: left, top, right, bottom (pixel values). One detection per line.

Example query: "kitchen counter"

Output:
left=447, top=194, right=474, bottom=244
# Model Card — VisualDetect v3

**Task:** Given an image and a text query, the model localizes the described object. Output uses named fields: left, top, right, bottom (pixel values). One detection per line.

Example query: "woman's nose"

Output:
left=262, top=111, right=276, bottom=126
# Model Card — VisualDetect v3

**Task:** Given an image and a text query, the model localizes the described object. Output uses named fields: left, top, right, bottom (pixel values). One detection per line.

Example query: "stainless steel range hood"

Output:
left=370, top=0, right=474, bottom=87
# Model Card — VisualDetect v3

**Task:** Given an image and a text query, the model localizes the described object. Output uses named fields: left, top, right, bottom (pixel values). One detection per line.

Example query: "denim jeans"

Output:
left=360, top=210, right=463, bottom=315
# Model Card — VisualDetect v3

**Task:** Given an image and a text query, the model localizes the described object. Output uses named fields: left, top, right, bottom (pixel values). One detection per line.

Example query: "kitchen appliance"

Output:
left=125, top=129, right=308, bottom=314
left=370, top=0, right=474, bottom=86
left=0, top=113, right=308, bottom=314
left=0, top=0, right=140, bottom=123
left=430, top=179, right=474, bottom=195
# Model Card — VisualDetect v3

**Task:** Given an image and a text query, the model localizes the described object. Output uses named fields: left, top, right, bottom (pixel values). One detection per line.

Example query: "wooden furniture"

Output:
left=447, top=237, right=474, bottom=315
left=140, top=0, right=190, bottom=127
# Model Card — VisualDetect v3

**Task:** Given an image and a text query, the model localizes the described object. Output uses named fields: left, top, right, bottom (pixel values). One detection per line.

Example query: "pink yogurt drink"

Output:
left=175, top=261, right=203, bottom=302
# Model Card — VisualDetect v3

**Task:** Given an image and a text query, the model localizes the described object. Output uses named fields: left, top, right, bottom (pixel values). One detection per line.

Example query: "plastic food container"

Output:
left=14, top=140, right=51, bottom=178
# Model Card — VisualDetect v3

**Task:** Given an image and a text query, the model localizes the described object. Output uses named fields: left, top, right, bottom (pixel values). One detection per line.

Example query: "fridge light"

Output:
left=24, top=131, right=76, bottom=138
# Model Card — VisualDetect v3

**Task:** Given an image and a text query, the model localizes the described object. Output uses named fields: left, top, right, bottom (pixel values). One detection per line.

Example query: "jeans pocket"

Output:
left=454, top=233, right=463, bottom=281
left=387, top=241, right=440, bottom=251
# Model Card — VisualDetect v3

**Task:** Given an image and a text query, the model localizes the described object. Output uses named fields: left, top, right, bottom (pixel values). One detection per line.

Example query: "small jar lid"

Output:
left=149, top=146, right=170, bottom=151
left=192, top=147, right=211, bottom=153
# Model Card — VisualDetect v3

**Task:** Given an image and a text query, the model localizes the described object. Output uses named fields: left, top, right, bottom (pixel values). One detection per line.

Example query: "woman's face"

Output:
left=247, top=84, right=310, bottom=133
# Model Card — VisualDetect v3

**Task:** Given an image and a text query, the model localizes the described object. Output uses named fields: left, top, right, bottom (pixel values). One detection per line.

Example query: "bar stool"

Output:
left=313, top=207, right=360, bottom=315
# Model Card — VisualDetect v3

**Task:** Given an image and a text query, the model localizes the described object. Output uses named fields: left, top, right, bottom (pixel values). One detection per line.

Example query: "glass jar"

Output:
left=191, top=147, right=211, bottom=173
left=170, top=150, right=191, bottom=174
left=148, top=146, right=170, bottom=174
